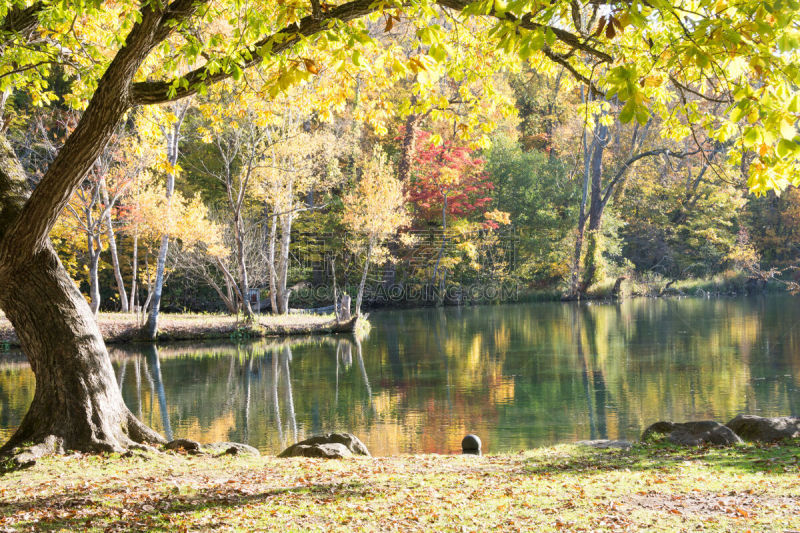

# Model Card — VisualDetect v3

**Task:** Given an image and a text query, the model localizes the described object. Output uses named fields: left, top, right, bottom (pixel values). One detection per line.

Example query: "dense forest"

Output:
left=3, top=14, right=799, bottom=318
left=3, top=69, right=795, bottom=316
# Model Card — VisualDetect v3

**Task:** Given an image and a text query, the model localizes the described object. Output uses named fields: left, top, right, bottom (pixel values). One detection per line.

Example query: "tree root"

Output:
left=0, top=411, right=166, bottom=472
left=0, top=435, right=62, bottom=472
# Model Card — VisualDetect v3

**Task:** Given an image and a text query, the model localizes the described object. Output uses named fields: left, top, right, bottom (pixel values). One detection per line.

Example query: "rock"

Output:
left=204, top=442, right=260, bottom=457
left=461, top=434, right=482, bottom=455
left=282, top=443, right=353, bottom=459
left=164, top=439, right=202, bottom=452
left=577, top=439, right=632, bottom=450
left=642, top=421, right=742, bottom=446
left=278, top=433, right=370, bottom=458
left=726, top=414, right=800, bottom=443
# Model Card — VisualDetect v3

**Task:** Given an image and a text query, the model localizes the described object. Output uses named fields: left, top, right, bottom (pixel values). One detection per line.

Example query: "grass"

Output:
left=0, top=311, right=352, bottom=347
left=1, top=442, right=798, bottom=532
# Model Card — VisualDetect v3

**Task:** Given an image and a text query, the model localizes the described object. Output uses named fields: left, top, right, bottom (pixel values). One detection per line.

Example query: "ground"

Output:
left=1, top=442, right=798, bottom=532
left=0, top=312, right=351, bottom=347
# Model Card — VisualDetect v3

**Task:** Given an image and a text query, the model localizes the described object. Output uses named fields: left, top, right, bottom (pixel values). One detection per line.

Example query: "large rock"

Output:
left=641, top=421, right=742, bottom=446
left=282, top=443, right=353, bottom=458
left=726, top=414, right=800, bottom=443
left=278, top=433, right=370, bottom=459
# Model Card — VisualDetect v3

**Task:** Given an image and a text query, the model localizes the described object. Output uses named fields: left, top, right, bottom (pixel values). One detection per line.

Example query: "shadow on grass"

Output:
left=0, top=479, right=373, bottom=531
left=525, top=440, right=800, bottom=476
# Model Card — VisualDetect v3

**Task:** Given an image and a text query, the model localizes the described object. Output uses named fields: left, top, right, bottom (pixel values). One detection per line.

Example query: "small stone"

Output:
left=462, top=434, right=482, bottom=455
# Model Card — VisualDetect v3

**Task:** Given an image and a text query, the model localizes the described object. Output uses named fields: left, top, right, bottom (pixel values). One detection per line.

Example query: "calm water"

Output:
left=1, top=296, right=799, bottom=455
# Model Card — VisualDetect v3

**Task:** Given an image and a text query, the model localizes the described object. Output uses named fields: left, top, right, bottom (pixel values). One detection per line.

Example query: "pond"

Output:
left=1, top=295, right=799, bottom=455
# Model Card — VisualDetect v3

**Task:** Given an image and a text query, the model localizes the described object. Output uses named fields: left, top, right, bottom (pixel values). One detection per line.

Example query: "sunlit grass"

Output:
left=0, top=442, right=798, bottom=531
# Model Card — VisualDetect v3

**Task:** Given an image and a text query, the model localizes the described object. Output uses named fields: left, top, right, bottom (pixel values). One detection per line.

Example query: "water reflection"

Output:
left=0, top=295, right=799, bottom=455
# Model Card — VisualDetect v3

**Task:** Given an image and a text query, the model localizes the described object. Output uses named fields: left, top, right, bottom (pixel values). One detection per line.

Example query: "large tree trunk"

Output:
left=0, top=244, right=164, bottom=461
left=0, top=1, right=196, bottom=458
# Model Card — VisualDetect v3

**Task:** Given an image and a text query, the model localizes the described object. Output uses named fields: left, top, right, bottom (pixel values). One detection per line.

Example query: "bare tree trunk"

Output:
left=579, top=121, right=609, bottom=294
left=331, top=256, right=340, bottom=319
left=87, top=232, right=102, bottom=316
left=276, top=212, right=293, bottom=314
left=267, top=212, right=278, bottom=314
left=146, top=102, right=188, bottom=339
left=397, top=112, right=421, bottom=182
left=214, top=255, right=245, bottom=311
left=100, top=179, right=129, bottom=311
left=128, top=233, right=138, bottom=312
left=355, top=239, right=374, bottom=315
left=233, top=213, right=253, bottom=317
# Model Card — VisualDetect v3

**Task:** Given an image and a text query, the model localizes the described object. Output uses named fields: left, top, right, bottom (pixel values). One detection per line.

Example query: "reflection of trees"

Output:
left=573, top=304, right=607, bottom=441
left=144, top=344, right=173, bottom=441
left=281, top=346, right=298, bottom=445
left=1, top=296, right=799, bottom=454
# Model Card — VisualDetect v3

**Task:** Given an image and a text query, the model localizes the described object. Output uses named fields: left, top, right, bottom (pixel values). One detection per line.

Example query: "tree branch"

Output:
left=0, top=0, right=199, bottom=263
left=132, top=0, right=613, bottom=106
left=0, top=2, right=45, bottom=42
left=600, top=147, right=702, bottom=208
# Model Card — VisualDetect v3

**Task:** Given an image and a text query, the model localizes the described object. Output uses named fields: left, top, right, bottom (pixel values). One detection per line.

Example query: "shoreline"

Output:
left=0, top=313, right=365, bottom=349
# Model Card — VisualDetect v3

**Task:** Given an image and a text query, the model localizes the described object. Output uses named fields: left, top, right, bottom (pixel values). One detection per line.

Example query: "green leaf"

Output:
left=620, top=101, right=635, bottom=124
left=776, top=138, right=795, bottom=157
left=742, top=126, right=760, bottom=148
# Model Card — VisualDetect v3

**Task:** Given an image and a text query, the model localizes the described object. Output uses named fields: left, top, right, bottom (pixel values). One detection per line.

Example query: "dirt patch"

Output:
left=623, top=490, right=799, bottom=520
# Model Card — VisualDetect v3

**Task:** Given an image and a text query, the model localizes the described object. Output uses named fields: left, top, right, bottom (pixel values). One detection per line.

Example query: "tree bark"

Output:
left=0, top=243, right=164, bottom=460
left=397, top=112, right=421, bottom=183
left=267, top=212, right=278, bottom=314
left=276, top=212, right=293, bottom=314
left=0, top=1, right=200, bottom=457
left=579, top=121, right=609, bottom=294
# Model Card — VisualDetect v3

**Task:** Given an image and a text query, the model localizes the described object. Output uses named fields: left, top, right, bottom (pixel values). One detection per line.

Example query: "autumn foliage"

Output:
left=406, top=131, right=501, bottom=229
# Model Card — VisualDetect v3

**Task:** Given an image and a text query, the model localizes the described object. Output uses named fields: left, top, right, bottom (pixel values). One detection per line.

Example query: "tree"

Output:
left=407, top=130, right=496, bottom=286
left=0, top=0, right=797, bottom=461
left=252, top=97, right=344, bottom=314
left=145, top=100, right=192, bottom=338
left=342, top=145, right=409, bottom=314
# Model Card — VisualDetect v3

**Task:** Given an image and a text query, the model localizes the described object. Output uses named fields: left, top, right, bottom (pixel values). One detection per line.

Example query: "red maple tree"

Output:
left=406, top=130, right=498, bottom=229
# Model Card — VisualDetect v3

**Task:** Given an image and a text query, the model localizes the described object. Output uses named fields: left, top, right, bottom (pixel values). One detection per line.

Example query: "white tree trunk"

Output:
left=355, top=239, right=374, bottom=316
left=100, top=179, right=128, bottom=312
